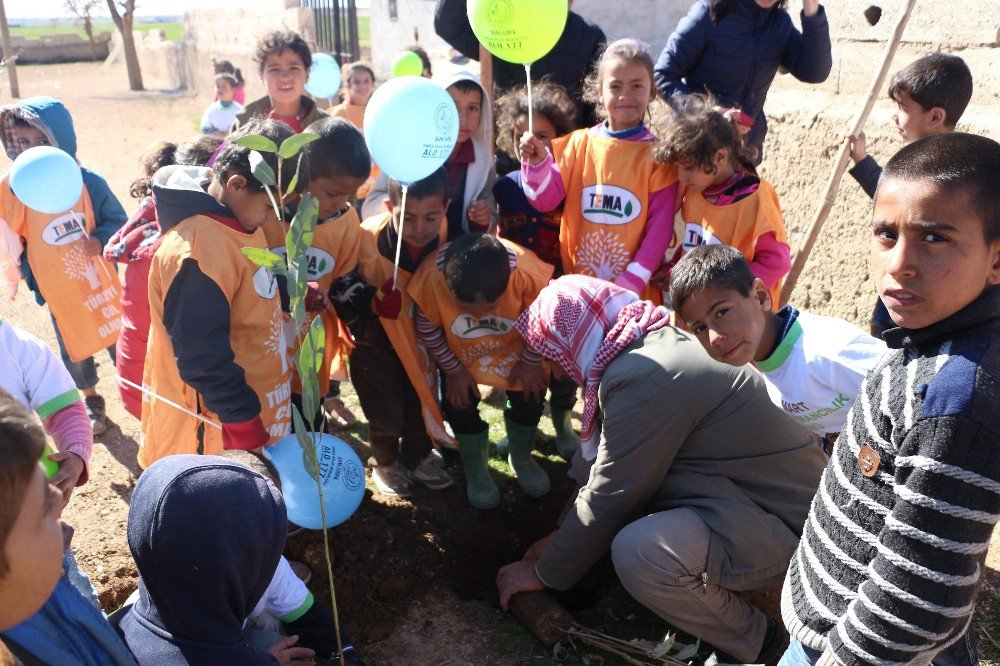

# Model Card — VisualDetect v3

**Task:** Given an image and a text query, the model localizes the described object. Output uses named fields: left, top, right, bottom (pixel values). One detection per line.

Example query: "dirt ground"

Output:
left=1, top=60, right=999, bottom=664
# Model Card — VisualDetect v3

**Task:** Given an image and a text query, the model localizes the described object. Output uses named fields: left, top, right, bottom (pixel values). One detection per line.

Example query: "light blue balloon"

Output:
left=263, top=433, right=365, bottom=529
left=305, top=53, right=342, bottom=99
left=363, top=76, right=459, bottom=184
left=9, top=146, right=83, bottom=214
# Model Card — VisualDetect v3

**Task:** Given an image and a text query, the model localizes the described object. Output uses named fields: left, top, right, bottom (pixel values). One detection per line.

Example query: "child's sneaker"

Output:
left=372, top=460, right=413, bottom=498
left=409, top=454, right=454, bottom=490
left=85, top=395, right=108, bottom=435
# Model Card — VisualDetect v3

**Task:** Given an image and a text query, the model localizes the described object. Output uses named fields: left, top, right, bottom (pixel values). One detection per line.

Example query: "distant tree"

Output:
left=104, top=0, right=143, bottom=91
left=64, top=0, right=101, bottom=61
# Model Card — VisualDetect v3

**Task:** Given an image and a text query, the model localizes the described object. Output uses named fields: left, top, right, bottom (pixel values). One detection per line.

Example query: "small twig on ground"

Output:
left=978, top=623, right=1000, bottom=652
left=561, top=623, right=692, bottom=666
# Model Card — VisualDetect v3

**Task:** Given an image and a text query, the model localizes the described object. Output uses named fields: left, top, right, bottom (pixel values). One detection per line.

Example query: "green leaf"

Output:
left=624, top=200, right=633, bottom=217
left=284, top=152, right=304, bottom=198
left=233, top=134, right=277, bottom=153
left=286, top=193, right=319, bottom=263
left=241, top=247, right=287, bottom=274
left=650, top=633, right=675, bottom=658
left=249, top=150, right=276, bottom=187
left=291, top=406, right=320, bottom=480
left=279, top=132, right=319, bottom=159
left=298, top=316, right=325, bottom=426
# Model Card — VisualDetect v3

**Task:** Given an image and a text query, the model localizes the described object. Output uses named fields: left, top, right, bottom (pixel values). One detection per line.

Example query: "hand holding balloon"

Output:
left=519, top=132, right=548, bottom=166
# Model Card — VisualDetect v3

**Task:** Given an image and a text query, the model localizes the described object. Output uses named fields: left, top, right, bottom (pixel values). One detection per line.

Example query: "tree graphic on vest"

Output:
left=62, top=245, right=100, bottom=289
left=264, top=314, right=288, bottom=374
left=577, top=229, right=630, bottom=281
left=458, top=339, right=514, bottom=378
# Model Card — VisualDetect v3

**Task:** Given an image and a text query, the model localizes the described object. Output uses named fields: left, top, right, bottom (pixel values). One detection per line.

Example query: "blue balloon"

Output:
left=9, top=146, right=83, bottom=214
left=305, top=53, right=342, bottom=99
left=363, top=76, right=459, bottom=184
left=263, top=433, right=365, bottom=529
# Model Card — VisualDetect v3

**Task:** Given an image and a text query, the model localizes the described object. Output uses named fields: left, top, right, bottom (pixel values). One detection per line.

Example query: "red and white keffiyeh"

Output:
left=514, top=275, right=671, bottom=459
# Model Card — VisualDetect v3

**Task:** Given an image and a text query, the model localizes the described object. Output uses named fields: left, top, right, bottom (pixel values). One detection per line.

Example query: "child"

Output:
left=0, top=392, right=137, bottom=665
left=0, top=96, right=128, bottom=435
left=331, top=171, right=455, bottom=498
left=494, top=81, right=581, bottom=458
left=212, top=58, right=246, bottom=105
left=141, top=118, right=301, bottom=469
left=519, top=39, right=679, bottom=304
left=261, top=117, right=370, bottom=430
left=362, top=69, right=496, bottom=240
left=201, top=73, right=245, bottom=135
left=409, top=233, right=553, bottom=508
left=845, top=53, right=973, bottom=336
left=105, top=135, right=223, bottom=419
left=780, top=133, right=1000, bottom=665
left=670, top=245, right=885, bottom=445
left=235, top=30, right=328, bottom=133
left=654, top=95, right=791, bottom=306
left=111, top=454, right=363, bottom=664
left=330, top=62, right=380, bottom=205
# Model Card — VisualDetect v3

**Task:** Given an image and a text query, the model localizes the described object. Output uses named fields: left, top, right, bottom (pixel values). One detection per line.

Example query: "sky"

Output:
left=5, top=0, right=371, bottom=20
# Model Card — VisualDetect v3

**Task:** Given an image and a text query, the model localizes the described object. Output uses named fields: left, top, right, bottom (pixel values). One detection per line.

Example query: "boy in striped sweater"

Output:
left=780, top=133, right=1000, bottom=665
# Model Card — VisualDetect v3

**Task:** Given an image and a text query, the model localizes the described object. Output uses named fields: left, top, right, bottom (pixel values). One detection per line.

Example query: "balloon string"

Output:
left=75, top=212, right=118, bottom=285
left=117, top=376, right=223, bottom=430
left=392, top=184, right=408, bottom=285
left=525, top=63, right=533, bottom=135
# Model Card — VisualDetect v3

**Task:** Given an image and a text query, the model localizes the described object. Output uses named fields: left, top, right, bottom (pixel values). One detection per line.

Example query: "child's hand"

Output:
left=305, top=281, right=329, bottom=313
left=523, top=529, right=558, bottom=563
left=509, top=359, right=548, bottom=403
left=519, top=132, right=548, bottom=166
left=445, top=366, right=481, bottom=410
left=82, top=238, right=102, bottom=257
left=649, top=264, right=671, bottom=292
left=843, top=130, right=868, bottom=164
left=371, top=278, right=402, bottom=319
left=48, top=451, right=85, bottom=508
left=267, top=635, right=315, bottom=664
left=466, top=200, right=493, bottom=231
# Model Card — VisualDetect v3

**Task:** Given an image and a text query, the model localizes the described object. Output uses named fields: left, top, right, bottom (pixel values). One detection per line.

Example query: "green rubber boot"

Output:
left=505, top=417, right=550, bottom=497
left=457, top=430, right=500, bottom=509
left=551, top=407, right=581, bottom=460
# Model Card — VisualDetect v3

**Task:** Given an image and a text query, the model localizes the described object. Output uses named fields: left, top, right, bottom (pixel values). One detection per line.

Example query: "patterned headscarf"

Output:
left=514, top=275, right=671, bottom=459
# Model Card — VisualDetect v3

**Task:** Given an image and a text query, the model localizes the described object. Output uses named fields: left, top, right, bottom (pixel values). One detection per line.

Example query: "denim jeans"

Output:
left=779, top=633, right=979, bottom=666
left=50, top=314, right=116, bottom=390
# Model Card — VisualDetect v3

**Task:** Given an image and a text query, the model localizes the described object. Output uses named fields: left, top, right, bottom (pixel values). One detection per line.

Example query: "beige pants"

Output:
left=610, top=507, right=768, bottom=662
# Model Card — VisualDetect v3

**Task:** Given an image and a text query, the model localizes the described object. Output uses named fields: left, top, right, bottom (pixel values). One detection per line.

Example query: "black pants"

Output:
left=440, top=373, right=544, bottom=436
left=349, top=341, right=431, bottom=470
left=549, top=373, right=577, bottom=411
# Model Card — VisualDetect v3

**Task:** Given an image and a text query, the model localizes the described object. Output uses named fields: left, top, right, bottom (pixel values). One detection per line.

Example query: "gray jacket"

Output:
left=536, top=326, right=826, bottom=591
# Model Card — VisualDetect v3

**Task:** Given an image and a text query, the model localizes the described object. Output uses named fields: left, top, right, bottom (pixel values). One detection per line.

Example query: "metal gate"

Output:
left=301, top=0, right=360, bottom=63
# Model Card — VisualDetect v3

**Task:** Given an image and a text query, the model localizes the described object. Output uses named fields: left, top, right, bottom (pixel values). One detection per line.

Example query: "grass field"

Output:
left=10, top=21, right=184, bottom=43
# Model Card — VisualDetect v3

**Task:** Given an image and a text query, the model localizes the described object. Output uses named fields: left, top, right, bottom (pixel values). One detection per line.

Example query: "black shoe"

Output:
left=85, top=395, right=108, bottom=435
left=335, top=631, right=366, bottom=666
left=713, top=618, right=788, bottom=666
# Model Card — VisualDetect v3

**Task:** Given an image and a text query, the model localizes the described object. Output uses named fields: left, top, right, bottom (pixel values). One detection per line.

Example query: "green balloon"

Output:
left=467, top=0, right=568, bottom=65
left=391, top=51, right=425, bottom=77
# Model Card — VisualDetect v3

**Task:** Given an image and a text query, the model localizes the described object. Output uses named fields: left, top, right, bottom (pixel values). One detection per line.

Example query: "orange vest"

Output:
left=141, top=215, right=291, bottom=468
left=356, top=213, right=454, bottom=446
left=262, top=207, right=361, bottom=390
left=330, top=102, right=380, bottom=200
left=553, top=130, right=677, bottom=304
left=407, top=238, right=553, bottom=390
left=679, top=179, right=788, bottom=306
left=0, top=178, right=121, bottom=362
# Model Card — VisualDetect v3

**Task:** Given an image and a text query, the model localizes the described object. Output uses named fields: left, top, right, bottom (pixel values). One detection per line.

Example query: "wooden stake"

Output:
left=478, top=44, right=495, bottom=151
left=779, top=0, right=919, bottom=307
left=0, top=0, right=20, bottom=98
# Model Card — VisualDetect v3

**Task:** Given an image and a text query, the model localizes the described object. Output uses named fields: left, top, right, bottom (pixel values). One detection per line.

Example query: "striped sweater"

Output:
left=781, top=286, right=1000, bottom=665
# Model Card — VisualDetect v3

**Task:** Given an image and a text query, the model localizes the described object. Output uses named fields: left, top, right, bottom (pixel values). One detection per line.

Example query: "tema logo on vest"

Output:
left=451, top=314, right=515, bottom=339
left=252, top=266, right=278, bottom=299
left=580, top=185, right=641, bottom=226
left=268, top=246, right=335, bottom=280
left=682, top=223, right=722, bottom=251
left=42, top=212, right=86, bottom=246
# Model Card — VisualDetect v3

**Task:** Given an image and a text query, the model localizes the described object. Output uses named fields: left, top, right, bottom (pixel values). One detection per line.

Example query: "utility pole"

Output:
left=0, top=0, right=20, bottom=98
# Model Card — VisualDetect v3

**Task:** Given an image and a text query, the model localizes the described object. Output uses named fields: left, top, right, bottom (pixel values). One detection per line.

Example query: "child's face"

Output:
left=389, top=194, right=450, bottom=249
left=216, top=79, right=235, bottom=103
left=0, top=468, right=65, bottom=631
left=347, top=71, right=374, bottom=105
left=600, top=59, right=652, bottom=131
left=678, top=150, right=731, bottom=193
left=872, top=178, right=1000, bottom=330
left=218, top=173, right=281, bottom=232
left=448, top=86, right=482, bottom=144
left=892, top=90, right=938, bottom=141
left=514, top=113, right=557, bottom=153
left=262, top=50, right=308, bottom=110
left=308, top=174, right=366, bottom=220
left=678, top=281, right=772, bottom=366
left=456, top=295, right=502, bottom=320
left=15, top=125, right=50, bottom=153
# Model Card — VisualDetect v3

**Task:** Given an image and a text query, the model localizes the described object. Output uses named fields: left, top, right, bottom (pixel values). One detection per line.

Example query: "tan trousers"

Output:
left=610, top=507, right=768, bottom=662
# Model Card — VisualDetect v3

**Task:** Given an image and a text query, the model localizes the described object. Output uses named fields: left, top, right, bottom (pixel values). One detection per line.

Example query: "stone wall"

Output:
left=4, top=32, right=111, bottom=64
left=111, top=29, right=186, bottom=90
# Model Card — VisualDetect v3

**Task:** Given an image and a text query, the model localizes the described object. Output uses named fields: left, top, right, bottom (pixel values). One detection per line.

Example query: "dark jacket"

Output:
left=434, top=0, right=605, bottom=122
left=654, top=0, right=832, bottom=153
left=111, top=455, right=286, bottom=665
left=0, top=96, right=128, bottom=304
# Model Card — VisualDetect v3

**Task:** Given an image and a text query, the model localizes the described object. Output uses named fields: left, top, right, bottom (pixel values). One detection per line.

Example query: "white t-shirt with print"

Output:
left=756, top=309, right=887, bottom=436
left=0, top=319, right=79, bottom=417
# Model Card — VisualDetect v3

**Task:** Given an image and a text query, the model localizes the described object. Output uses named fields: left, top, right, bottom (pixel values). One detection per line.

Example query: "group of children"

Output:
left=0, top=17, right=995, bottom=665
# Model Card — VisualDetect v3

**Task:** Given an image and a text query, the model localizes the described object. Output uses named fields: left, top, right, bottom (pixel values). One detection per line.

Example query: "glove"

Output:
left=371, top=277, right=402, bottom=319
left=221, top=415, right=269, bottom=451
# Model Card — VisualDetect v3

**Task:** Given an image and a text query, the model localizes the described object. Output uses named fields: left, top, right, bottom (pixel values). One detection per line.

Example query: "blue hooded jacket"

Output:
left=654, top=0, right=832, bottom=154
left=0, top=96, right=128, bottom=303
